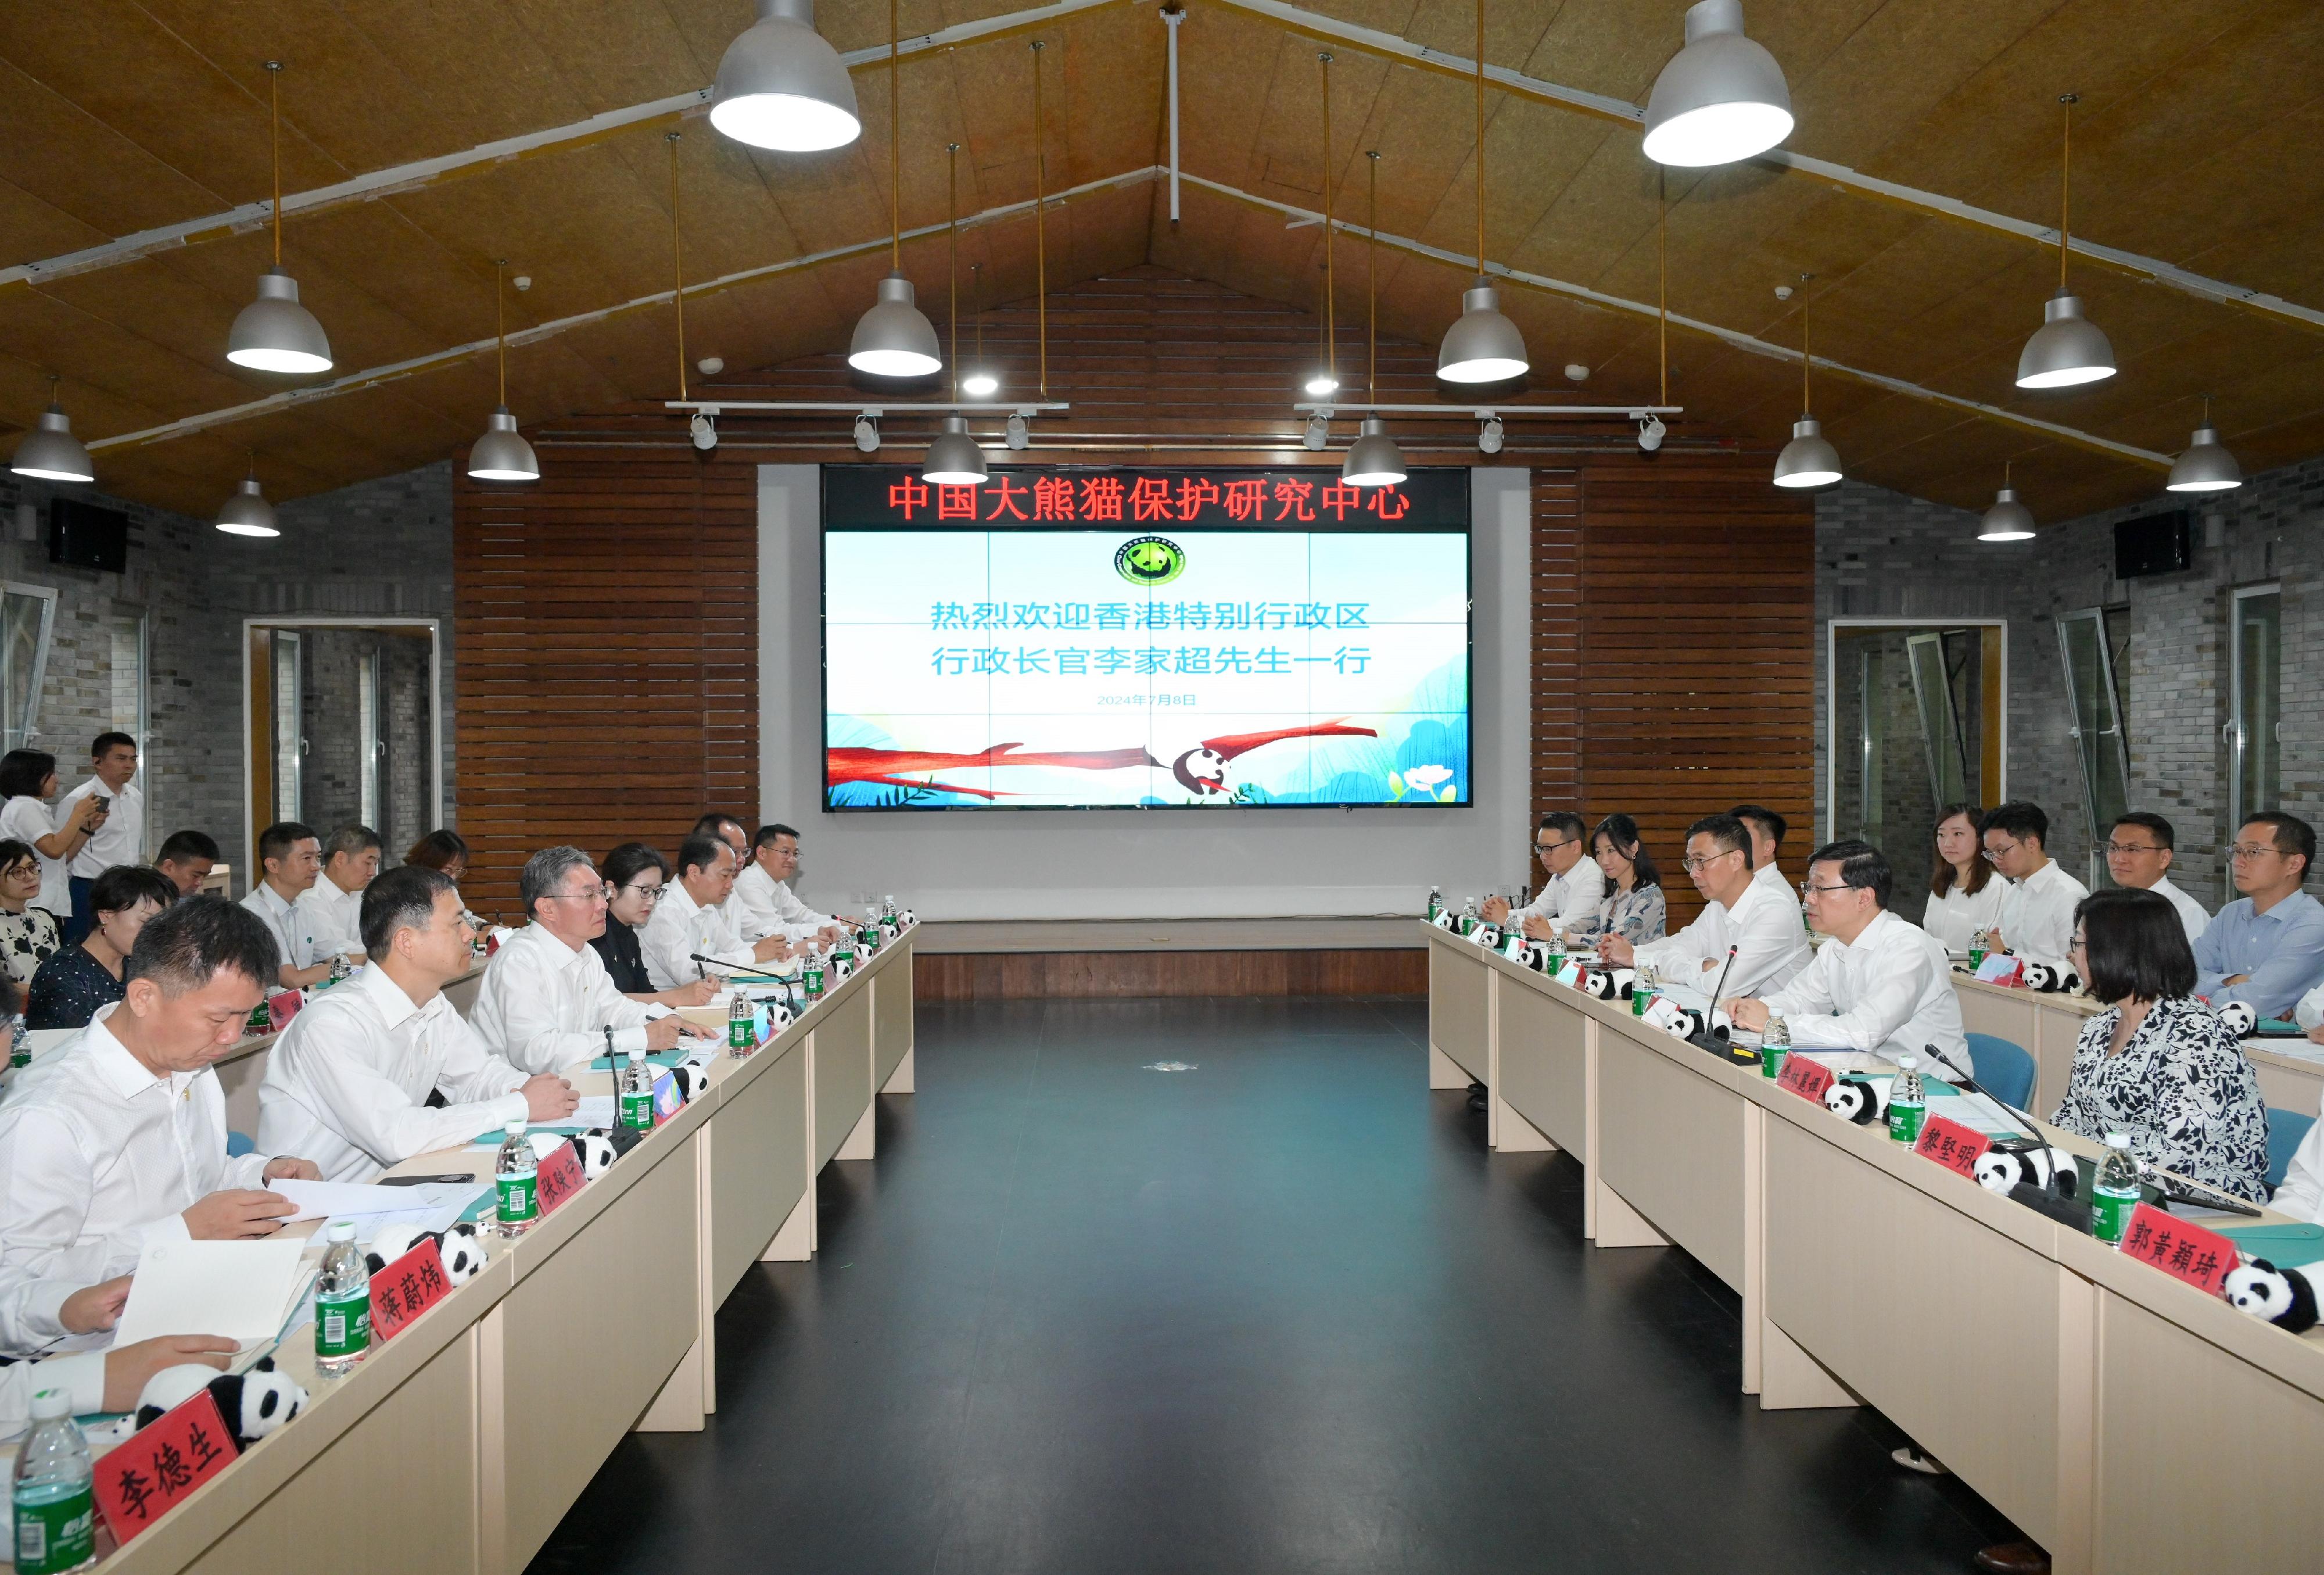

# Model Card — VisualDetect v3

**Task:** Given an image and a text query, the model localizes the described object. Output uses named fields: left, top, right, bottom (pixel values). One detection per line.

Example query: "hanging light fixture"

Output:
left=1304, top=52, right=1342, bottom=399
left=1641, top=0, right=1794, bottom=169
left=1342, top=155, right=1405, bottom=488
left=667, top=133, right=694, bottom=409
left=848, top=1, right=941, bottom=377
left=467, top=260, right=540, bottom=482
left=216, top=454, right=280, bottom=537
left=960, top=262, right=999, bottom=398
left=1773, top=277, right=1841, bottom=489
left=9, top=377, right=94, bottom=484
left=708, top=0, right=862, bottom=152
left=1437, top=0, right=1527, bottom=384
left=227, top=62, right=333, bottom=374
left=2167, top=393, right=2242, bottom=493
left=1977, top=461, right=2037, bottom=542
left=2016, top=94, right=2114, bottom=391
left=924, top=144, right=991, bottom=487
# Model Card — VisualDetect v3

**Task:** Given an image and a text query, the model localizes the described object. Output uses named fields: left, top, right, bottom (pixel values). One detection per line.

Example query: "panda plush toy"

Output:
left=571, top=1130, right=619, bottom=1180
left=526, top=1130, right=569, bottom=1165
left=831, top=954, right=856, bottom=981
left=899, top=908, right=917, bottom=927
left=878, top=918, right=901, bottom=940
left=1823, top=1078, right=1887, bottom=1125
left=1582, top=969, right=1621, bottom=1001
left=1606, top=968, right=1637, bottom=1001
left=1431, top=910, right=1458, bottom=932
left=2022, top=961, right=2082, bottom=994
left=1472, top=925, right=1502, bottom=953
left=2224, top=1258, right=2322, bottom=1334
left=2217, top=1000, right=2261, bottom=1039
left=766, top=998, right=795, bottom=1031
left=365, top=1222, right=486, bottom=1286
left=1972, top=1141, right=2079, bottom=1197
left=135, top=1358, right=307, bottom=1450
left=669, top=1061, right=710, bottom=1104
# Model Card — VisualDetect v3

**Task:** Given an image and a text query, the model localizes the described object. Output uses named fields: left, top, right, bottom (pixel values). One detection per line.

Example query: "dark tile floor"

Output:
left=528, top=997, right=2020, bottom=1574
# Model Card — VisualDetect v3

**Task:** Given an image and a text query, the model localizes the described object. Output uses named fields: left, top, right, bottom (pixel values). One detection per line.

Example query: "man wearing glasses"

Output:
left=2101, top=812, right=2209, bottom=942
left=472, top=846, right=711, bottom=1076
left=1721, top=840, right=1969, bottom=1076
left=1600, top=814, right=1808, bottom=996
left=1482, top=812, right=1602, bottom=942
left=2193, top=812, right=2324, bottom=1019
left=730, top=824, right=849, bottom=949
left=1979, top=801, right=2086, bottom=969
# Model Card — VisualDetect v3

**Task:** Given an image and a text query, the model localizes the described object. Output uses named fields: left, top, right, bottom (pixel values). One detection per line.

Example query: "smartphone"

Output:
left=380, top=1173, right=478, bottom=1187
left=91, top=796, right=109, bottom=812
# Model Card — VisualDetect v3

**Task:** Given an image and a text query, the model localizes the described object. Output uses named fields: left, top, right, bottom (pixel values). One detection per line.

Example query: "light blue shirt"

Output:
left=2192, top=889, right=2324, bottom=1019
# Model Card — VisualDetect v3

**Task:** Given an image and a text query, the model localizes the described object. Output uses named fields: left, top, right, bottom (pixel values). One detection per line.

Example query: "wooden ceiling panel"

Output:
left=498, top=0, right=716, bottom=116
left=0, top=58, right=233, bottom=263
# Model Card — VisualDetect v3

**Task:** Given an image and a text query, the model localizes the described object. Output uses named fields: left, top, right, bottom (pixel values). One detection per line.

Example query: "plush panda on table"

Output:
left=365, top=1222, right=486, bottom=1285
left=571, top=1130, right=620, bottom=1180
left=1823, top=1078, right=1887, bottom=1125
left=2224, top=1258, right=2322, bottom=1334
left=135, top=1358, right=307, bottom=1450
left=1472, top=925, right=1503, bottom=953
left=1972, top=1141, right=2079, bottom=1196
left=831, top=954, right=855, bottom=981
left=899, top=908, right=917, bottom=927
left=669, top=1061, right=710, bottom=1104
left=2217, top=1000, right=2261, bottom=1039
left=2022, top=961, right=2082, bottom=994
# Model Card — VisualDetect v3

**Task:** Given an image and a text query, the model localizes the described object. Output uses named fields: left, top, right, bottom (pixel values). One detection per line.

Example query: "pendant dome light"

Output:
left=2167, top=393, right=2243, bottom=493
left=923, top=144, right=990, bottom=487
left=227, top=62, right=333, bottom=375
left=848, top=0, right=941, bottom=378
left=1304, top=52, right=1342, bottom=399
left=1641, top=0, right=1794, bottom=169
left=1772, top=278, right=1842, bottom=489
left=9, top=377, right=94, bottom=484
left=1342, top=153, right=1407, bottom=488
left=467, top=260, right=540, bottom=482
left=215, top=454, right=280, bottom=537
left=2016, top=94, right=2115, bottom=391
left=708, top=0, right=862, bottom=153
left=1437, top=0, right=1527, bottom=384
left=1977, top=462, right=2037, bottom=542
left=960, top=262, right=999, bottom=397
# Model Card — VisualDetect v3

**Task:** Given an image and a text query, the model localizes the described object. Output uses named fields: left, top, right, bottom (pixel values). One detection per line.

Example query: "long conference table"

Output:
left=91, top=927, right=916, bottom=1575
left=1425, top=921, right=2324, bottom=1575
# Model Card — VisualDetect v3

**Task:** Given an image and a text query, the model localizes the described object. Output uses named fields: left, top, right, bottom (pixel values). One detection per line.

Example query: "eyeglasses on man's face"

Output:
left=2100, top=842, right=2165, bottom=858
left=1797, top=881, right=1851, bottom=898
left=1536, top=837, right=1576, bottom=855
left=2229, top=843, right=2285, bottom=862
left=1681, top=849, right=1739, bottom=875
left=544, top=885, right=608, bottom=906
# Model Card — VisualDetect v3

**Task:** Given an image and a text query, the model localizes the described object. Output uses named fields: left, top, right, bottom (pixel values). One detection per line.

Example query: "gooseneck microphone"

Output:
left=1689, top=944, right=1742, bottom=1054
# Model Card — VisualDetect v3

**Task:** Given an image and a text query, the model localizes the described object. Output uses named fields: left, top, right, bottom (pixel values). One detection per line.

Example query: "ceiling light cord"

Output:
left=1473, top=0, right=1486, bottom=284
left=891, top=0, right=902, bottom=271
left=1367, top=151, right=1379, bottom=400
left=1799, top=273, right=1813, bottom=414
left=494, top=259, right=508, bottom=407
left=2057, top=93, right=2076, bottom=290
left=1033, top=40, right=1048, bottom=400
left=267, top=62, right=284, bottom=267
left=948, top=142, right=961, bottom=402
left=669, top=133, right=689, bottom=403
left=1657, top=167, right=1668, bottom=406
left=1320, top=52, right=1335, bottom=385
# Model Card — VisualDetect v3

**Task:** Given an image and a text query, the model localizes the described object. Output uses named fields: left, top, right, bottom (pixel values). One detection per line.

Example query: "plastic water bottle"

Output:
left=619, top=1050, right=657, bottom=1129
left=2092, top=1132, right=2142, bottom=1246
left=494, top=1119, right=538, bottom=1237
left=1760, top=1016, right=1790, bottom=1079
left=1885, top=1054, right=1926, bottom=1143
left=1426, top=886, right=1444, bottom=922
left=881, top=894, right=898, bottom=925
left=1460, top=897, right=1479, bottom=936
left=12, top=1388, right=94, bottom=1575
left=726, top=993, right=755, bottom=1057
left=6, top=1014, right=26, bottom=1070
left=803, top=956, right=826, bottom=1000
left=327, top=952, right=352, bottom=987
left=315, top=1220, right=370, bottom=1374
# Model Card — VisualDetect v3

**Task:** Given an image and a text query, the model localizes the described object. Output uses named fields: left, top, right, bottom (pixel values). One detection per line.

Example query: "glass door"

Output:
left=2228, top=586, right=2282, bottom=862
left=1905, top=632, right=1970, bottom=808
left=0, top=584, right=56, bottom=753
left=2056, top=608, right=2131, bottom=886
left=272, top=631, right=303, bottom=822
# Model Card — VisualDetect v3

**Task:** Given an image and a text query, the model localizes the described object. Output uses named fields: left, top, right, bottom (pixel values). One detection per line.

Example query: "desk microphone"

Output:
left=1688, top=945, right=1742, bottom=1057
left=1941, top=1049, right=2091, bottom=1222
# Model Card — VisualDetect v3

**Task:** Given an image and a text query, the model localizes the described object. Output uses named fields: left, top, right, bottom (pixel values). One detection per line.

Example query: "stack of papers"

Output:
left=271, top=1178, right=488, bottom=1241
left=113, top=1240, right=313, bottom=1348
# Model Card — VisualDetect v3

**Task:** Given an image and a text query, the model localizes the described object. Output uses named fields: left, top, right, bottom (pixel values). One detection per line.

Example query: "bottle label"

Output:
left=1886, top=1100, right=1925, bottom=1144
left=1760, top=1045, right=1786, bottom=1079
left=15, top=1486, right=95, bottom=1575
left=2092, top=1184, right=2140, bottom=1245
left=804, top=967, right=824, bottom=997
left=620, top=1090, right=655, bottom=1131
left=497, top=1173, right=537, bottom=1223
left=729, top=1014, right=753, bottom=1048
left=317, top=1288, right=371, bottom=1359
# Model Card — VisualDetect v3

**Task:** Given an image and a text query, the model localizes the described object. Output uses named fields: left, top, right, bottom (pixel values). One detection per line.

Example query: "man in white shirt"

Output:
left=259, top=865, right=579, bottom=1182
left=1601, top=814, right=1810, bottom=997
left=241, top=821, right=334, bottom=989
left=0, top=898, right=321, bottom=1354
left=1483, top=812, right=1604, bottom=942
left=2103, top=812, right=2208, bottom=943
left=1981, top=801, right=2089, bottom=969
left=474, top=846, right=707, bottom=1076
left=730, top=823, right=849, bottom=947
left=57, top=731, right=141, bottom=945
left=300, top=824, right=380, bottom=964
left=644, top=834, right=794, bottom=990
left=1731, top=802, right=1797, bottom=907
left=153, top=829, right=220, bottom=898
left=1723, top=840, right=1970, bottom=1077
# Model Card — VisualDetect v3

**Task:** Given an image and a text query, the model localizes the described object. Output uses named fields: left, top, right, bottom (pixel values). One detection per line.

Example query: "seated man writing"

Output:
left=1482, top=812, right=1603, bottom=942
left=258, top=866, right=579, bottom=1182
left=730, top=824, right=849, bottom=948
left=1600, top=813, right=1809, bottom=997
left=2196, top=812, right=2324, bottom=1021
left=1722, top=840, right=1971, bottom=1078
left=643, top=834, right=794, bottom=991
left=0, top=899, right=322, bottom=1355
left=474, top=846, right=711, bottom=1076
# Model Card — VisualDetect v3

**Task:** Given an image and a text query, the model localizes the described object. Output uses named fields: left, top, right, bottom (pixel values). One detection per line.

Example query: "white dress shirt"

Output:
left=472, top=921, right=665, bottom=1075
left=1633, top=872, right=1810, bottom=998
left=2146, top=875, right=2210, bottom=944
left=0, top=797, right=69, bottom=918
left=300, top=873, right=365, bottom=960
left=2271, top=1076, right=2324, bottom=1222
left=1759, top=909, right=1971, bottom=1077
left=643, top=882, right=758, bottom=990
left=1923, top=876, right=2007, bottom=954
left=241, top=881, right=324, bottom=975
left=55, top=776, right=142, bottom=879
left=727, top=861, right=833, bottom=945
left=257, top=964, right=528, bottom=1183
left=1995, top=859, right=2088, bottom=968
left=0, top=1004, right=274, bottom=1352
left=0, top=1352, right=106, bottom=1436
left=1514, top=855, right=1605, bottom=935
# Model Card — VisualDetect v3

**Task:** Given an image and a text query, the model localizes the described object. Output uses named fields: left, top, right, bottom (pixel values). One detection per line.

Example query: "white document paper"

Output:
left=560, top=1096, right=617, bottom=1129
left=112, top=1240, right=310, bottom=1347
left=271, top=1177, right=477, bottom=1223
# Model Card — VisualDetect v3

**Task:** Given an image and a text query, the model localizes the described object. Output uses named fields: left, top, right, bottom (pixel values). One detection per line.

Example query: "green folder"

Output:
left=2219, top=1222, right=2324, bottom=1269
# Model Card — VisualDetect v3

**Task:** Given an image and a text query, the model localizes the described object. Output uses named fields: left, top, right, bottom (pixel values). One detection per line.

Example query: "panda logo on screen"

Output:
left=1113, top=535, right=1187, bottom=588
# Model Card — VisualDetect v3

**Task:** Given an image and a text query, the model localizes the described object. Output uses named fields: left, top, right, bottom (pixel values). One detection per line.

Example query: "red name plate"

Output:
left=536, top=1142, right=586, bottom=1218
left=96, top=1388, right=235, bottom=1543
left=266, top=989, right=303, bottom=1033
left=369, top=1238, right=453, bottom=1342
left=2118, top=1202, right=2236, bottom=1297
left=1913, top=1115, right=1993, bottom=1177
left=1776, top=1055, right=1835, bottom=1103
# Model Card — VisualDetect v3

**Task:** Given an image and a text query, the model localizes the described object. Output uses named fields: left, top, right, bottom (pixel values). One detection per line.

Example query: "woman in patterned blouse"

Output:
left=2050, top=887, right=2269, bottom=1201
left=0, top=839, right=59, bottom=1014
left=1562, top=814, right=1667, bottom=951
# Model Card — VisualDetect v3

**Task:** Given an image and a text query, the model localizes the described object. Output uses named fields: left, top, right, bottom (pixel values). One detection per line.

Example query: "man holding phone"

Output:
left=56, top=732, right=141, bottom=946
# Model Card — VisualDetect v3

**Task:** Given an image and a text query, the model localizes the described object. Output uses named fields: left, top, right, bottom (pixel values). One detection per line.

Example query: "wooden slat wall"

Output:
left=1535, top=452, right=1815, bottom=928
left=454, top=454, right=759, bottom=918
